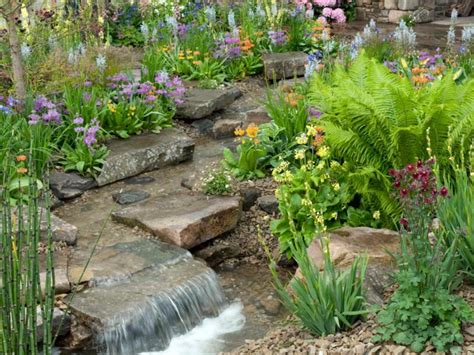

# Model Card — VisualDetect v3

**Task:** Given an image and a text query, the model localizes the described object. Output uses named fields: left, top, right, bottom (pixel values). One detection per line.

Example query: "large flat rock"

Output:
left=263, top=52, right=308, bottom=81
left=176, top=87, right=242, bottom=120
left=96, top=128, right=194, bottom=186
left=112, top=193, right=242, bottom=249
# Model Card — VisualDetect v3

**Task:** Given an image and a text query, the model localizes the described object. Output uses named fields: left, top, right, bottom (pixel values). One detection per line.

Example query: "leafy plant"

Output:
left=202, top=169, right=233, bottom=196
left=0, top=172, right=55, bottom=354
left=373, top=160, right=473, bottom=352
left=308, top=54, right=474, bottom=225
left=223, top=124, right=267, bottom=180
left=268, top=236, right=368, bottom=336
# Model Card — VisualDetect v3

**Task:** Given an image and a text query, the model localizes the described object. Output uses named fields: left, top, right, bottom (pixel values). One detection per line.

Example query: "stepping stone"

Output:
left=176, top=87, right=242, bottom=120
left=112, top=190, right=150, bottom=205
left=257, top=195, right=279, bottom=215
left=96, top=128, right=194, bottom=186
left=66, top=239, right=227, bottom=352
left=263, top=51, right=308, bottom=81
left=124, top=176, right=156, bottom=185
left=49, top=172, right=97, bottom=200
left=112, top=193, right=242, bottom=249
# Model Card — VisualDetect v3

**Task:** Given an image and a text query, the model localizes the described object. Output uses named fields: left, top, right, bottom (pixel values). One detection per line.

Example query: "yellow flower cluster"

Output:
left=107, top=103, right=117, bottom=113
left=234, top=123, right=260, bottom=142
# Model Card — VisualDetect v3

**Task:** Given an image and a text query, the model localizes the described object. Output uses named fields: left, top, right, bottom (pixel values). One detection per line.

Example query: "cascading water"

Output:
left=67, top=240, right=245, bottom=355
left=99, top=267, right=229, bottom=354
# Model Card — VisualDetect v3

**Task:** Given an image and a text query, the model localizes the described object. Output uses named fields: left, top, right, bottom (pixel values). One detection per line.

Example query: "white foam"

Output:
left=140, top=302, right=246, bottom=355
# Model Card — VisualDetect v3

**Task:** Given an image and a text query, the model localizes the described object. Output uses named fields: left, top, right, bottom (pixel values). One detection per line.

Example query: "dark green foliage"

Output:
left=308, top=54, right=474, bottom=225
left=269, top=238, right=368, bottom=336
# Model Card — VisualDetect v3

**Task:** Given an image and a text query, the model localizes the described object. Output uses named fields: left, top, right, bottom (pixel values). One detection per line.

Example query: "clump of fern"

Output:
left=308, top=54, right=474, bottom=225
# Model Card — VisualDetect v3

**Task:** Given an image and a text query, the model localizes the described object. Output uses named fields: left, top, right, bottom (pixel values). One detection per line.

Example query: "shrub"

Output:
left=202, top=169, right=233, bottom=196
left=308, top=54, right=474, bottom=225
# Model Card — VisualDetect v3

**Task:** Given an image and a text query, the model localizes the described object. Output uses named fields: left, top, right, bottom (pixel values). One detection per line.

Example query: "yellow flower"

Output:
left=332, top=182, right=340, bottom=191
left=294, top=149, right=305, bottom=160
left=107, top=103, right=116, bottom=113
left=330, top=212, right=338, bottom=220
left=373, top=211, right=381, bottom=220
left=401, top=58, right=408, bottom=69
left=187, top=56, right=194, bottom=60
left=130, top=105, right=136, bottom=111
left=317, top=146, right=330, bottom=158
left=453, top=69, right=463, bottom=81
left=296, top=134, right=308, bottom=145
left=307, top=125, right=317, bottom=137
left=246, top=123, right=259, bottom=139
left=316, top=161, right=325, bottom=170
left=234, top=127, right=245, bottom=137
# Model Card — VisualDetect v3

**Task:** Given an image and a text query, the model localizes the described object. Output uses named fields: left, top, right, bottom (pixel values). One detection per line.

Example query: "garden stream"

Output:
left=54, top=134, right=287, bottom=354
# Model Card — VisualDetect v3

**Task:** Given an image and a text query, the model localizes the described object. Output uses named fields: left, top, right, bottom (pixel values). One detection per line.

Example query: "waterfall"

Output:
left=96, top=266, right=229, bottom=354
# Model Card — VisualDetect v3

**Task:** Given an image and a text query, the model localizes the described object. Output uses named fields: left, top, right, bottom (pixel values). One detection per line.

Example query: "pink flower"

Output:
left=313, top=0, right=336, bottom=7
left=295, top=0, right=308, bottom=5
left=322, top=7, right=333, bottom=17
left=331, top=8, right=346, bottom=23
left=306, top=2, right=313, bottom=9
left=317, top=16, right=328, bottom=25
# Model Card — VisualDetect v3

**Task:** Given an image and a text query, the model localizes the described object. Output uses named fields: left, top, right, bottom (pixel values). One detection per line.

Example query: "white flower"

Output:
left=228, top=9, right=236, bottom=30
left=21, top=43, right=31, bottom=59
left=140, top=23, right=149, bottom=41
left=96, top=54, right=107, bottom=72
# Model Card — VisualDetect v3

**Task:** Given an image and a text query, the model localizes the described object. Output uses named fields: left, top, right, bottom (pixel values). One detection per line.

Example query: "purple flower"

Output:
left=43, top=109, right=61, bottom=124
left=84, top=80, right=92, bottom=87
left=84, top=119, right=100, bottom=148
left=83, top=92, right=92, bottom=102
left=268, top=31, right=287, bottom=46
left=28, top=113, right=41, bottom=125
left=73, top=116, right=84, bottom=125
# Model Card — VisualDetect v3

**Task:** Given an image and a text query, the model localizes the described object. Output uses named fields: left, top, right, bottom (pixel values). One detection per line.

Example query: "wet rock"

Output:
left=191, top=119, right=214, bottom=133
left=257, top=195, right=279, bottom=215
left=49, top=172, right=97, bottom=200
left=112, top=190, right=151, bottom=205
left=240, top=187, right=261, bottom=211
left=67, top=316, right=93, bottom=349
left=306, top=227, right=400, bottom=270
left=112, top=193, right=242, bottom=249
left=263, top=52, right=308, bottom=81
left=176, top=87, right=242, bottom=120
left=124, top=176, right=156, bottom=185
left=212, top=118, right=244, bottom=139
left=194, top=244, right=241, bottom=267
left=36, top=307, right=71, bottom=343
left=96, top=129, right=194, bottom=186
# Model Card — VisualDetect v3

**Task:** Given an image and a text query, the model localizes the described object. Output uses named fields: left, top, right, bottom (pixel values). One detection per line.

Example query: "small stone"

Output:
left=260, top=297, right=281, bottom=316
left=49, top=172, right=97, bottom=200
left=353, top=344, right=366, bottom=354
left=368, top=345, right=382, bottom=354
left=191, top=119, right=214, bottom=133
left=124, top=176, right=156, bottom=185
left=257, top=195, right=279, bottom=215
left=194, top=244, right=240, bottom=267
left=212, top=118, right=244, bottom=139
left=240, top=187, right=261, bottom=211
left=112, top=190, right=151, bottom=205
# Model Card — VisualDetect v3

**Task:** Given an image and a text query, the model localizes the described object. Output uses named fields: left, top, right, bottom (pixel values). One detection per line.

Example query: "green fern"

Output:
left=308, top=54, right=474, bottom=223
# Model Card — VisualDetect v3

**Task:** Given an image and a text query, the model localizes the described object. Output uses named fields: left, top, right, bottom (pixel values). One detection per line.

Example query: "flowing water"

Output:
left=97, top=268, right=230, bottom=354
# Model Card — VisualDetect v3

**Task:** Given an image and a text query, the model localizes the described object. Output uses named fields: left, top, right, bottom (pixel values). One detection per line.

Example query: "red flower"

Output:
left=440, top=186, right=448, bottom=197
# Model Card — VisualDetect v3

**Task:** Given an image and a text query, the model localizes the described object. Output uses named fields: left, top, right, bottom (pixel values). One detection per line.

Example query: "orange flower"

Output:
left=411, top=67, right=427, bottom=75
left=17, top=167, right=28, bottom=174
left=192, top=61, right=202, bottom=65
left=246, top=123, right=259, bottom=139
left=16, top=155, right=27, bottom=162
left=240, top=38, right=254, bottom=52
left=285, top=93, right=304, bottom=108
left=193, top=51, right=200, bottom=56
left=411, top=75, right=430, bottom=85
left=431, top=65, right=446, bottom=76
left=234, top=127, right=245, bottom=137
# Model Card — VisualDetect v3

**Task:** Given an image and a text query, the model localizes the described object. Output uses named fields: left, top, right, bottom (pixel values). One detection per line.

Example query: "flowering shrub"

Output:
left=100, top=72, right=184, bottom=138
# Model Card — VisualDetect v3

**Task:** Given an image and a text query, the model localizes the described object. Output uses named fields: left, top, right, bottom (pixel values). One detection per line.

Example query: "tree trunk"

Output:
left=5, top=7, right=27, bottom=100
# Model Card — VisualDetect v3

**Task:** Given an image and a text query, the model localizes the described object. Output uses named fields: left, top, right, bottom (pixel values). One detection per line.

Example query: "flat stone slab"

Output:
left=96, top=128, right=194, bottom=186
left=112, top=193, right=242, bottom=249
left=176, top=87, right=242, bottom=120
left=49, top=172, right=97, bottom=200
left=112, top=190, right=150, bottom=205
left=263, top=52, right=308, bottom=81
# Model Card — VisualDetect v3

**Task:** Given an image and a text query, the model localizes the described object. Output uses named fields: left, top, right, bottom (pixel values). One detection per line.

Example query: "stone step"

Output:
left=96, top=128, right=194, bottom=186
left=263, top=52, right=308, bottom=81
left=175, top=87, right=242, bottom=120
left=111, top=193, right=242, bottom=249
